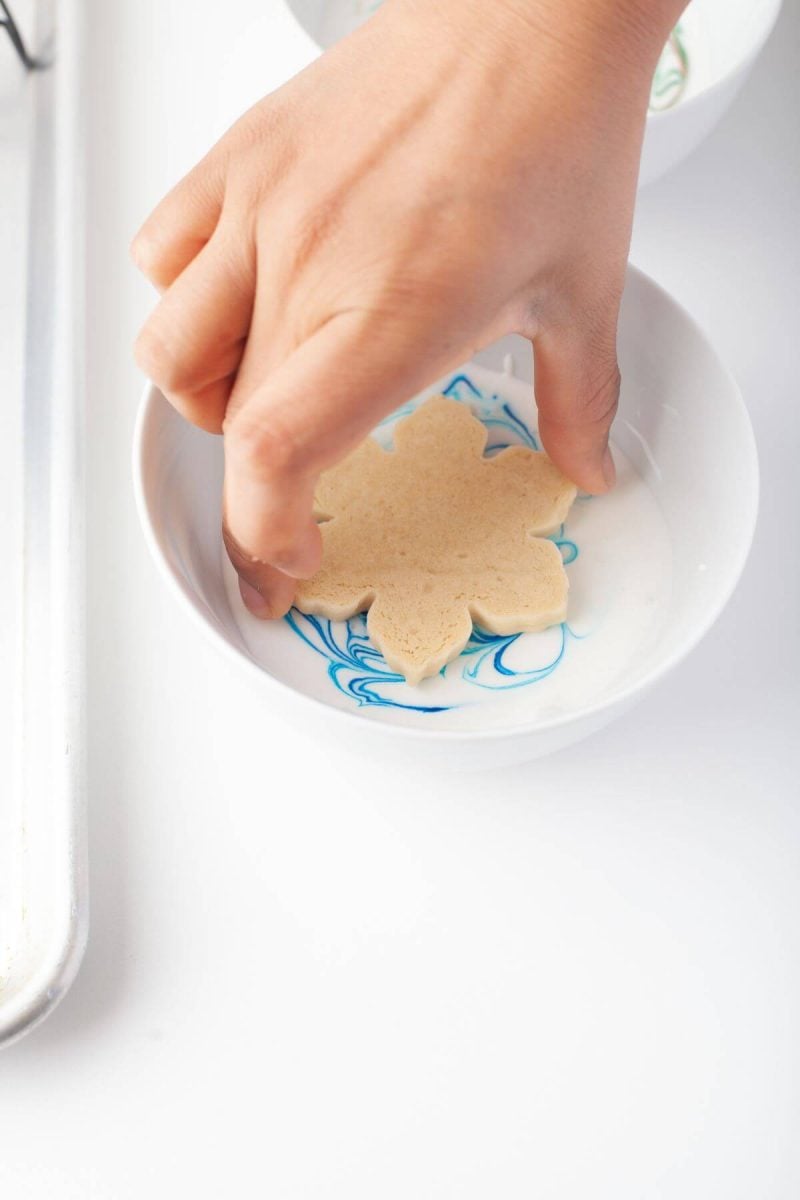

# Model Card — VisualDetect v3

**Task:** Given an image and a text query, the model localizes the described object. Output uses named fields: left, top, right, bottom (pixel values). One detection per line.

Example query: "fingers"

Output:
left=532, top=304, right=621, bottom=494
left=222, top=314, right=455, bottom=610
left=131, top=153, right=226, bottom=291
left=223, top=525, right=297, bottom=619
left=134, top=229, right=255, bottom=433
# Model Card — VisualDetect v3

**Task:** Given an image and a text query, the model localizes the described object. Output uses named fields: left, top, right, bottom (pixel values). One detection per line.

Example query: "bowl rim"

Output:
left=132, top=263, right=759, bottom=744
left=645, top=0, right=783, bottom=125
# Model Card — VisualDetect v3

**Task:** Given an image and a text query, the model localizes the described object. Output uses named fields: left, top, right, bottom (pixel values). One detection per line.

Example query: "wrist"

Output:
left=467, top=0, right=686, bottom=55
left=403, top=0, right=687, bottom=83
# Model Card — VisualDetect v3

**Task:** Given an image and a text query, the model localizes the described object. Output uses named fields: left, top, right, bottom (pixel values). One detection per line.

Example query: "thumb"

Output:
left=532, top=304, right=621, bottom=495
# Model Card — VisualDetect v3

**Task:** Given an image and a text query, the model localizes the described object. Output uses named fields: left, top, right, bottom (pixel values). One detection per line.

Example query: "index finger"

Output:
left=222, top=313, right=460, bottom=583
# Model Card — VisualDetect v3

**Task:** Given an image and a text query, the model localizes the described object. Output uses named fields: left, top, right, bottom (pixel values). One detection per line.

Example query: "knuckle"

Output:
left=223, top=412, right=305, bottom=479
left=265, top=538, right=298, bottom=571
left=133, top=322, right=165, bottom=380
left=242, top=513, right=297, bottom=565
left=285, top=196, right=340, bottom=277
left=580, top=359, right=620, bottom=426
left=232, top=97, right=290, bottom=160
left=134, top=322, right=192, bottom=393
left=130, top=226, right=162, bottom=278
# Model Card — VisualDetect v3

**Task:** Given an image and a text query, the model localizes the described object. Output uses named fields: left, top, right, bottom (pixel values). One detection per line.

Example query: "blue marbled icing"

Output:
left=461, top=623, right=569, bottom=691
left=284, top=373, right=584, bottom=711
left=285, top=609, right=450, bottom=712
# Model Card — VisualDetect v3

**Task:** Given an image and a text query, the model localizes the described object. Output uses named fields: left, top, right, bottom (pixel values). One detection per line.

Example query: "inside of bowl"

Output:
left=139, top=415, right=244, bottom=653
left=688, top=0, right=782, bottom=94
left=612, top=271, right=757, bottom=673
left=284, top=0, right=782, bottom=103
left=140, top=268, right=756, bottom=733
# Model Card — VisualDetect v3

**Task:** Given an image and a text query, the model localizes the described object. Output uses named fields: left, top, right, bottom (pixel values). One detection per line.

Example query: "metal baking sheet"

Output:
left=0, top=0, right=86, bottom=1046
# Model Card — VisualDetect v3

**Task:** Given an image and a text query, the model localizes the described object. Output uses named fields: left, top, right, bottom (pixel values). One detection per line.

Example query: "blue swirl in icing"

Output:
left=462, top=624, right=568, bottom=690
left=284, top=372, right=585, bottom=711
left=285, top=609, right=450, bottom=712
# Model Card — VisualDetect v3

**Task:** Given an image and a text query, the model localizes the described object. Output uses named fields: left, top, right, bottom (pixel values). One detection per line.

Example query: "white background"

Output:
left=1, top=1, right=799, bottom=1196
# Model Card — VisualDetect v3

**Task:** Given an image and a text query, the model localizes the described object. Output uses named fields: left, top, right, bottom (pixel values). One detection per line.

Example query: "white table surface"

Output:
left=1, top=2, right=798, bottom=1196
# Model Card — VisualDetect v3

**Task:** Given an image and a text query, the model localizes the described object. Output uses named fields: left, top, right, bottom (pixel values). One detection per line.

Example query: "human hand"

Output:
left=133, top=0, right=685, bottom=616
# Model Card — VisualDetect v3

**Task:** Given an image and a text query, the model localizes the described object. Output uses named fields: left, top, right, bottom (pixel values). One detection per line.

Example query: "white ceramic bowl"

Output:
left=282, top=0, right=783, bottom=187
left=134, top=266, right=757, bottom=769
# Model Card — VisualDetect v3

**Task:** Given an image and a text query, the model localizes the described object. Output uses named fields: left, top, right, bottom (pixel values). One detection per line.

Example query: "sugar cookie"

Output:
left=295, top=396, right=577, bottom=684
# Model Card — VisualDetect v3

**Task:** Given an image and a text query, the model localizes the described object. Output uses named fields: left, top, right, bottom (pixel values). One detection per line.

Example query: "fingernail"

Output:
left=274, top=557, right=315, bottom=580
left=239, top=578, right=270, bottom=615
left=602, top=444, right=616, bottom=490
left=274, top=527, right=322, bottom=580
left=272, top=556, right=302, bottom=578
